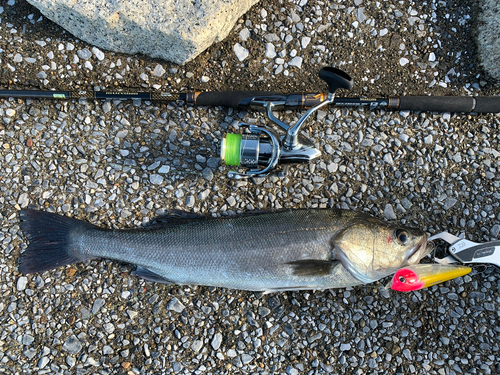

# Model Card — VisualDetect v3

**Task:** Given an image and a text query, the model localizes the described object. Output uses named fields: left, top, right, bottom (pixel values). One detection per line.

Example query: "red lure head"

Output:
left=390, top=268, right=424, bottom=292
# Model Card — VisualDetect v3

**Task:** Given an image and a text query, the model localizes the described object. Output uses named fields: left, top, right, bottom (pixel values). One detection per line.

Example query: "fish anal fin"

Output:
left=133, top=266, right=174, bottom=284
left=287, top=260, right=339, bottom=277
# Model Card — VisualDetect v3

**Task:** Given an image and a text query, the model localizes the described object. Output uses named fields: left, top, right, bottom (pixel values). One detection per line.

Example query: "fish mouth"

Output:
left=406, top=233, right=429, bottom=265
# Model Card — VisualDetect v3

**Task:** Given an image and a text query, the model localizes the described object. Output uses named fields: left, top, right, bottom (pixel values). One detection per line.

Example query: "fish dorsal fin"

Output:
left=286, top=260, right=340, bottom=277
left=132, top=266, right=174, bottom=284
left=152, top=209, right=206, bottom=226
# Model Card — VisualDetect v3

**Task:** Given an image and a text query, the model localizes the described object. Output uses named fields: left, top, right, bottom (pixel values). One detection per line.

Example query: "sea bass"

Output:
left=19, top=208, right=429, bottom=292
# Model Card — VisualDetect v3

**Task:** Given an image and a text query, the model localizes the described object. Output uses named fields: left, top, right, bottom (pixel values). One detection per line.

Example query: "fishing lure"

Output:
left=390, top=264, right=471, bottom=292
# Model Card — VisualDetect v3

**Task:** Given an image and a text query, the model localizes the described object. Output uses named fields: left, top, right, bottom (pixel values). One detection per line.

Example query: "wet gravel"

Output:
left=1, top=0, right=499, bottom=374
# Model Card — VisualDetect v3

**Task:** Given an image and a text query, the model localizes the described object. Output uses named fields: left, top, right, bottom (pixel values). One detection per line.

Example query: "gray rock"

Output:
left=289, top=56, right=303, bottom=69
left=92, top=298, right=105, bottom=314
left=92, top=46, right=105, bottom=60
left=234, top=43, right=249, bottom=61
left=22, top=334, right=35, bottom=345
left=38, top=356, right=50, bottom=369
left=226, top=196, right=236, bottom=206
left=424, top=134, right=433, bottom=144
left=26, top=0, right=260, bottom=64
left=172, top=362, right=183, bottom=372
left=241, top=354, right=253, bottom=364
left=167, top=297, right=185, bottom=313
left=36, top=71, right=47, bottom=79
left=327, top=162, right=338, bottom=173
left=116, top=130, right=128, bottom=138
left=258, top=306, right=271, bottom=317
left=203, top=167, right=214, bottom=181
left=239, top=28, right=250, bottom=41
left=17, top=276, right=28, bottom=291
left=198, top=189, right=211, bottom=201
left=356, top=7, right=366, bottom=23
left=443, top=197, right=457, bottom=210
left=340, top=343, right=351, bottom=351
left=383, top=153, right=394, bottom=165
left=158, top=165, right=170, bottom=174
left=102, top=101, right=112, bottom=113
left=186, top=195, right=195, bottom=207
left=207, top=157, right=220, bottom=168
left=491, top=224, right=500, bottom=238
left=62, top=335, right=83, bottom=354
left=476, top=0, right=500, bottom=80
left=150, top=174, right=164, bottom=185
left=383, top=204, right=397, bottom=220
left=211, top=333, right=222, bottom=350
left=66, top=356, right=76, bottom=367
left=103, top=345, right=114, bottom=355
left=401, top=198, right=413, bottom=209
left=153, top=64, right=166, bottom=77
left=77, top=48, right=92, bottom=60
left=191, top=340, right=203, bottom=353
left=265, top=43, right=277, bottom=59
left=301, top=36, right=311, bottom=48
left=265, top=33, right=280, bottom=42
left=23, top=348, right=37, bottom=359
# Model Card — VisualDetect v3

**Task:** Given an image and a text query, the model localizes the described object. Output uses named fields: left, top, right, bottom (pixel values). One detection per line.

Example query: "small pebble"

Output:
left=383, top=204, right=397, bottom=220
left=239, top=28, right=250, bottom=41
left=92, top=47, right=105, bottom=60
left=211, top=333, right=222, bottom=350
left=77, top=48, right=92, bottom=60
left=167, top=298, right=185, bottom=313
left=153, top=64, right=166, bottom=77
left=233, top=43, right=249, bottom=61
left=62, top=335, right=83, bottom=354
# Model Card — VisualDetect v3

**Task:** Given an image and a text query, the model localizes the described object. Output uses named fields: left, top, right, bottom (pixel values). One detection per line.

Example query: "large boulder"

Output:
left=476, top=0, right=500, bottom=81
left=26, top=0, right=260, bottom=65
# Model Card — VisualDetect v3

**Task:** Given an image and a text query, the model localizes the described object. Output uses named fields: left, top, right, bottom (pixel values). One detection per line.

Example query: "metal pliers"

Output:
left=428, top=232, right=500, bottom=267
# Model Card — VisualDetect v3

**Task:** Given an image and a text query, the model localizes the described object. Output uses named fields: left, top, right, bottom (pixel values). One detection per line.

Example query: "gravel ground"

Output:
left=1, top=0, right=499, bottom=374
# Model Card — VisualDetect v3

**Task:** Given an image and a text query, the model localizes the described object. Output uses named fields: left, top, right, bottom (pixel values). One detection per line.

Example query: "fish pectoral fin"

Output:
left=286, top=260, right=339, bottom=277
left=132, top=266, right=175, bottom=284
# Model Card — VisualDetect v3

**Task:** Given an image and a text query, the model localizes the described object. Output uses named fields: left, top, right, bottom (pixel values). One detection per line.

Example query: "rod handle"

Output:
left=397, top=96, right=500, bottom=113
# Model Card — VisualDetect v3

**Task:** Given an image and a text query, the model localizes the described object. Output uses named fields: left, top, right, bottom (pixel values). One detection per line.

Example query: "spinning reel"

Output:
left=220, top=67, right=353, bottom=179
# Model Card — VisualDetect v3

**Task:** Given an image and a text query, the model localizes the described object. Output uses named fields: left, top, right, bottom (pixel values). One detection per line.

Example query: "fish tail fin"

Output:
left=19, top=209, right=98, bottom=274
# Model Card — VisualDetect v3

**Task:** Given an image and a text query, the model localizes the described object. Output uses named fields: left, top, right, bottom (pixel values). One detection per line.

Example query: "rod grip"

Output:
left=397, top=96, right=500, bottom=113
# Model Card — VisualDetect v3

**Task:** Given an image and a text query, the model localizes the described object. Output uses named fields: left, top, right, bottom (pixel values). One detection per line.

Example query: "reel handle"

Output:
left=319, top=67, right=353, bottom=94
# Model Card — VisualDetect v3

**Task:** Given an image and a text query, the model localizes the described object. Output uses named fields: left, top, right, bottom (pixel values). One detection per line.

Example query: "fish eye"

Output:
left=395, top=229, right=409, bottom=245
left=398, top=276, right=406, bottom=283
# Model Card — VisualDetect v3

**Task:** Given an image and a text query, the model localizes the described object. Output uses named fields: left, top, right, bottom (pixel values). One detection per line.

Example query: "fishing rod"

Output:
left=2, top=67, right=500, bottom=179
left=2, top=84, right=500, bottom=113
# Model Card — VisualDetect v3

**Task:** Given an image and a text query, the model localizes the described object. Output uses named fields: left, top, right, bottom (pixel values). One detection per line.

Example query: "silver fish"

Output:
left=19, top=208, right=429, bottom=292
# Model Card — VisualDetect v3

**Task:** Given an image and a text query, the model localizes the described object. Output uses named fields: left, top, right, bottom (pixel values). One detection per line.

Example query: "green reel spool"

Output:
left=221, top=133, right=242, bottom=166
